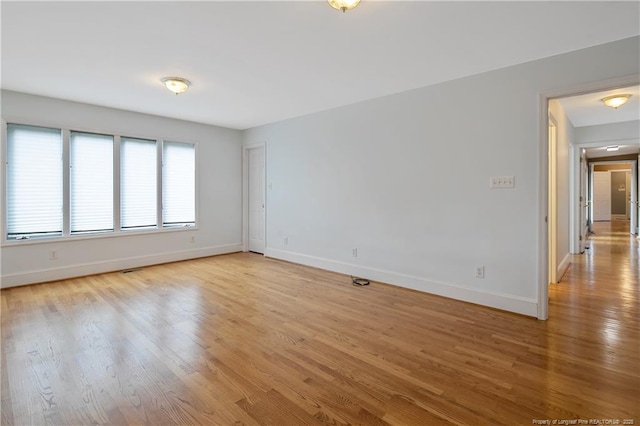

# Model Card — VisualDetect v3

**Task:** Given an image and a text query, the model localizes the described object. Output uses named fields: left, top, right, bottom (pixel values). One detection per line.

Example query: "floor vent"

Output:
left=351, top=276, right=370, bottom=286
left=121, top=268, right=144, bottom=274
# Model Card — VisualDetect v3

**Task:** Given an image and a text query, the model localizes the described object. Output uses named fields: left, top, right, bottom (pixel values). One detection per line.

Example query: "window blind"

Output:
left=121, top=137, right=157, bottom=229
left=163, top=142, right=195, bottom=227
left=70, top=132, right=114, bottom=234
left=6, top=124, right=63, bottom=239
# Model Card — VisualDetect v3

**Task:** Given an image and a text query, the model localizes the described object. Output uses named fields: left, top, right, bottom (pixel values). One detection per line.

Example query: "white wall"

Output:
left=243, top=36, right=640, bottom=317
left=575, top=120, right=640, bottom=145
left=549, top=99, right=573, bottom=278
left=1, top=90, right=242, bottom=287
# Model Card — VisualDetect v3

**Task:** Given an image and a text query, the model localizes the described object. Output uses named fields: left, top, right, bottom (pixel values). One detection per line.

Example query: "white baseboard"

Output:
left=265, top=248, right=538, bottom=317
left=1, top=244, right=242, bottom=289
left=557, top=252, right=571, bottom=282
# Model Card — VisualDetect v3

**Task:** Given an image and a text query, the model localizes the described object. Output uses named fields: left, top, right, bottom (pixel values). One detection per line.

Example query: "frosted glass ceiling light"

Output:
left=161, top=77, right=191, bottom=95
left=601, top=94, right=631, bottom=109
left=328, top=0, right=360, bottom=12
left=606, top=146, right=619, bottom=152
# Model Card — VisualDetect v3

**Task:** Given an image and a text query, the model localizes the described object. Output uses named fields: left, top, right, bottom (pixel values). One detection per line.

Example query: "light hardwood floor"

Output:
left=1, top=221, right=638, bottom=425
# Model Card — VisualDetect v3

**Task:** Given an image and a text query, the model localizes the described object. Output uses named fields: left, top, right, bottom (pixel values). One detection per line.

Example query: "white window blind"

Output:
left=70, top=132, right=114, bottom=234
left=163, top=142, right=195, bottom=227
left=121, top=137, right=157, bottom=229
left=6, top=124, right=63, bottom=239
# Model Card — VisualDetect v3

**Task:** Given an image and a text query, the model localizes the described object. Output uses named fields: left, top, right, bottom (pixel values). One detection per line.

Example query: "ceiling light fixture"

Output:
left=606, top=146, right=619, bottom=152
left=161, top=77, right=191, bottom=95
left=601, top=94, right=631, bottom=109
left=328, top=0, right=360, bottom=13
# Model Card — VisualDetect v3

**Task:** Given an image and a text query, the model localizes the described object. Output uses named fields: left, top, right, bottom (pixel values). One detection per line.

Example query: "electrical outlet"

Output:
left=50, top=250, right=58, bottom=260
left=190, top=236, right=196, bottom=243
left=284, top=236, right=289, bottom=245
left=352, top=248, right=358, bottom=257
left=476, top=266, right=485, bottom=278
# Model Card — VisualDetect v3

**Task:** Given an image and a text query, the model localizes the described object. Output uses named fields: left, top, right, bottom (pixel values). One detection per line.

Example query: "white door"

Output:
left=579, top=154, right=588, bottom=252
left=593, top=171, right=611, bottom=221
left=248, top=147, right=265, bottom=253
left=626, top=172, right=632, bottom=219
left=631, top=160, right=638, bottom=235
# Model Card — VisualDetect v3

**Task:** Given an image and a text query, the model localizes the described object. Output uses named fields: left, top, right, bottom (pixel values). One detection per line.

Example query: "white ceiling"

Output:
left=2, top=1, right=639, bottom=130
left=558, top=86, right=640, bottom=128
left=558, top=86, right=640, bottom=160
left=584, top=144, right=638, bottom=159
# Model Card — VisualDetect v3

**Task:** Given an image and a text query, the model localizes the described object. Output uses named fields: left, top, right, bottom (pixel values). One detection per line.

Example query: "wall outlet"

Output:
left=50, top=250, right=58, bottom=260
left=352, top=248, right=358, bottom=257
left=476, top=266, right=485, bottom=278
left=283, top=236, right=289, bottom=245
left=190, top=236, right=196, bottom=243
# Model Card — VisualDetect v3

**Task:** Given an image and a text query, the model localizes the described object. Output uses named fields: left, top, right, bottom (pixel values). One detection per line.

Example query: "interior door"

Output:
left=593, top=171, right=611, bottom=221
left=626, top=171, right=632, bottom=219
left=579, top=154, right=588, bottom=252
left=631, top=160, right=638, bottom=235
left=248, top=146, right=265, bottom=253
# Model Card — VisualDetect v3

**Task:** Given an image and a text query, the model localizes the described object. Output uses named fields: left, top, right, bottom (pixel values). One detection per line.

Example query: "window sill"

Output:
left=2, top=226, right=198, bottom=247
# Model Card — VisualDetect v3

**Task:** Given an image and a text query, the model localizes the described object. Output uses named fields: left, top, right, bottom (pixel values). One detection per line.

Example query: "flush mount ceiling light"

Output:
left=328, top=0, right=361, bottom=12
left=606, top=146, right=620, bottom=152
left=161, top=77, right=191, bottom=95
left=601, top=94, right=631, bottom=109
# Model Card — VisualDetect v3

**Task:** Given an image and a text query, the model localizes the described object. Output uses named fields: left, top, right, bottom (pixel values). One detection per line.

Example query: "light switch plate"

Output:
left=490, top=176, right=515, bottom=189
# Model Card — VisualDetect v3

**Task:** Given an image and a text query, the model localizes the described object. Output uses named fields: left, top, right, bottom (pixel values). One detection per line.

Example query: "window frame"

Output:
left=5, top=123, right=64, bottom=240
left=69, top=130, right=115, bottom=235
left=120, top=136, right=160, bottom=231
left=1, top=118, right=199, bottom=246
left=162, top=140, right=196, bottom=228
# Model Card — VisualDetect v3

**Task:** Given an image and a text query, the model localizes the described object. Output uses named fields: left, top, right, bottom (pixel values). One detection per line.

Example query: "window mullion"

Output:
left=114, top=135, right=121, bottom=232
left=62, top=129, right=70, bottom=237
left=157, top=139, right=163, bottom=230
left=1, top=120, right=7, bottom=242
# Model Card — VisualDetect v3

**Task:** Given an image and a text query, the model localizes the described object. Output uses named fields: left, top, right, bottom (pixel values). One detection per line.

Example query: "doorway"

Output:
left=590, top=161, right=636, bottom=234
left=245, top=145, right=266, bottom=254
left=592, top=170, right=612, bottom=221
left=540, top=76, right=639, bottom=320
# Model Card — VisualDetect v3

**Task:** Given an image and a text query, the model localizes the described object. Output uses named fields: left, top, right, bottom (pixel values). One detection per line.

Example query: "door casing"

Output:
left=538, top=74, right=640, bottom=320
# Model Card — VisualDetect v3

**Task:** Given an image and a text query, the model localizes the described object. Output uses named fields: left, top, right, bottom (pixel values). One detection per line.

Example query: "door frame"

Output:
left=590, top=160, right=636, bottom=224
left=242, top=142, right=266, bottom=254
left=625, top=171, right=632, bottom=220
left=589, top=162, right=595, bottom=232
left=548, top=116, right=558, bottom=285
left=537, top=73, right=639, bottom=320
left=569, top=146, right=588, bottom=253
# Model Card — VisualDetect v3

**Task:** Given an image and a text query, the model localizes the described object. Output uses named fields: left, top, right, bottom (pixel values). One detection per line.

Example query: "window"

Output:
left=121, top=137, right=158, bottom=230
left=6, top=124, right=63, bottom=239
left=70, top=132, right=114, bottom=234
left=163, top=142, right=195, bottom=227
left=4, top=121, right=197, bottom=241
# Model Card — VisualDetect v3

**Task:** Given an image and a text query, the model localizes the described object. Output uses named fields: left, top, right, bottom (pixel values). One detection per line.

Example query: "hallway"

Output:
left=549, top=220, right=639, bottom=418
left=554, top=220, right=638, bottom=314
